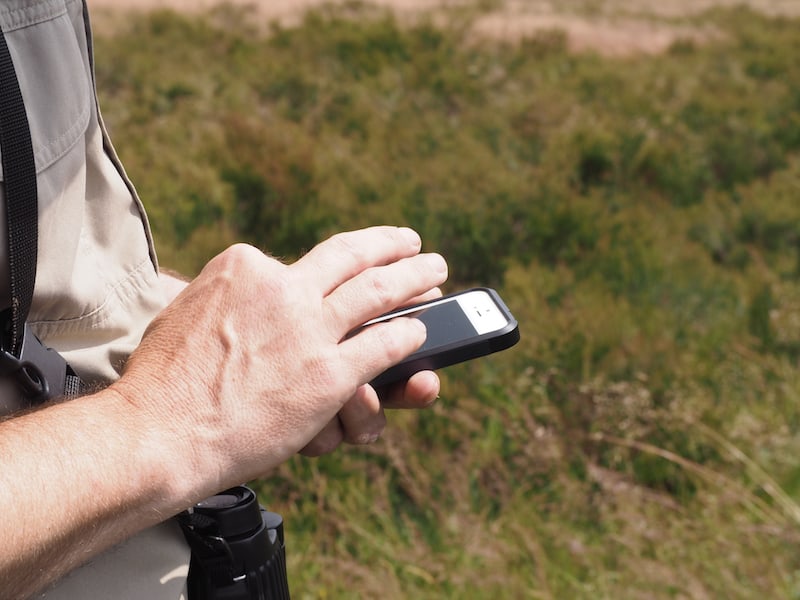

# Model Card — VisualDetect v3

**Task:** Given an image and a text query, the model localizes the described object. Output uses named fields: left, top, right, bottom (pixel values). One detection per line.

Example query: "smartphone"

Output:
left=359, top=287, right=520, bottom=387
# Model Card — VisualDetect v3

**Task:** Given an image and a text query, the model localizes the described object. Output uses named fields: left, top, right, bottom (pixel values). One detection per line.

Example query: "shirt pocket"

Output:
left=0, top=0, right=91, bottom=180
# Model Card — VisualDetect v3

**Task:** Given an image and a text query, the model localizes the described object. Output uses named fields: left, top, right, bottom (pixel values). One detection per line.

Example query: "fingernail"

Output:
left=427, top=253, right=448, bottom=274
left=356, top=432, right=381, bottom=445
left=400, top=227, right=421, bottom=248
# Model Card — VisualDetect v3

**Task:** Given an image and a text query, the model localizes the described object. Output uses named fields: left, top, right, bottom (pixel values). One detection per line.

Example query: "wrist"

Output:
left=104, top=379, right=209, bottom=513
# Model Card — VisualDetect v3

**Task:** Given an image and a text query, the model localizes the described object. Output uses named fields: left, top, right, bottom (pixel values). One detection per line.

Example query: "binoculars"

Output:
left=180, top=486, right=290, bottom=600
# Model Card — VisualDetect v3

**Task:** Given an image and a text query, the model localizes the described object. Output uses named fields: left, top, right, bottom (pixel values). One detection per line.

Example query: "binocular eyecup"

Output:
left=180, top=486, right=290, bottom=600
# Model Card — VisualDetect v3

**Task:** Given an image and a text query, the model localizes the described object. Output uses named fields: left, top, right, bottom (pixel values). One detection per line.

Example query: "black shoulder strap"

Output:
left=0, top=28, right=37, bottom=356
left=0, top=29, right=83, bottom=402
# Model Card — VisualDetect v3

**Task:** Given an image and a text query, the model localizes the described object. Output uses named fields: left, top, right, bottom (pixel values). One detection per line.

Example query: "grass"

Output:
left=94, top=3, right=800, bottom=597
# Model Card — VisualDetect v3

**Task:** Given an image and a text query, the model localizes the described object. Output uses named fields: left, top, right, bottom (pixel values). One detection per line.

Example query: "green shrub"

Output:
left=94, top=5, right=800, bottom=597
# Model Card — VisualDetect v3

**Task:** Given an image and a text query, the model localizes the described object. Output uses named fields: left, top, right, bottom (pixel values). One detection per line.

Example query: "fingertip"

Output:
left=398, top=226, right=422, bottom=249
left=379, top=370, right=440, bottom=409
left=408, top=370, right=440, bottom=407
left=409, top=315, right=427, bottom=338
left=426, top=253, right=448, bottom=277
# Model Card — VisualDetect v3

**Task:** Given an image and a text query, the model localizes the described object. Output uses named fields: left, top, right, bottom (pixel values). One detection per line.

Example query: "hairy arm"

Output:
left=0, top=389, right=185, bottom=599
left=0, top=227, right=447, bottom=599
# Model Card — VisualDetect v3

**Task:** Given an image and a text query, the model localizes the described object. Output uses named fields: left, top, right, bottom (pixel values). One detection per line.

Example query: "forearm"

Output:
left=0, top=389, right=187, bottom=599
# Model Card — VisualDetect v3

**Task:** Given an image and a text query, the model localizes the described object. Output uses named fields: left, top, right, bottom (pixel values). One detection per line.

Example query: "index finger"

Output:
left=294, top=227, right=423, bottom=296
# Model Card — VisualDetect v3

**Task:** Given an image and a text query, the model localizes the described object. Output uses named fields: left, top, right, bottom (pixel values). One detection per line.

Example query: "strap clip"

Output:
left=0, top=323, right=69, bottom=404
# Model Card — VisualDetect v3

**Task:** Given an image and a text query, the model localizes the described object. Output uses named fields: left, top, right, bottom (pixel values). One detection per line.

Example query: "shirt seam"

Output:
left=29, top=257, right=159, bottom=332
left=0, top=0, right=70, bottom=32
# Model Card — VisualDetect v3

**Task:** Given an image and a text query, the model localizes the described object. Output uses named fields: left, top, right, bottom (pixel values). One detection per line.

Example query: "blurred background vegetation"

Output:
left=94, top=2, right=800, bottom=597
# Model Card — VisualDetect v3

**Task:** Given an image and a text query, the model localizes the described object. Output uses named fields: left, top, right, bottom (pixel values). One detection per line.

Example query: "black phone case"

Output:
left=370, top=287, right=520, bottom=388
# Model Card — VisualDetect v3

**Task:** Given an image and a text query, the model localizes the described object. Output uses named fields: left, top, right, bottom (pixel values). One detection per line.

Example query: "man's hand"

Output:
left=0, top=226, right=446, bottom=599
left=156, top=255, right=442, bottom=460
left=117, top=226, right=448, bottom=502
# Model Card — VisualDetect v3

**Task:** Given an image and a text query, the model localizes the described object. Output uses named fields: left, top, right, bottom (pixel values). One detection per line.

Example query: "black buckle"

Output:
left=0, top=323, right=68, bottom=404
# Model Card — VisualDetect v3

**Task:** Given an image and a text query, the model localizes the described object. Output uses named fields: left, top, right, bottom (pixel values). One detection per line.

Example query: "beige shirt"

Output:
left=0, top=0, right=190, bottom=596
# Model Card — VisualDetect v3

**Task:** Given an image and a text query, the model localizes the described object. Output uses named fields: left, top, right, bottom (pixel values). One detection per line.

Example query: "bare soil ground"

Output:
left=85, top=0, right=800, bottom=55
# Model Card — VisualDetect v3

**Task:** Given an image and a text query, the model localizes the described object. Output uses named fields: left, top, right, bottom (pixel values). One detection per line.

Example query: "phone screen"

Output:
left=365, top=288, right=519, bottom=387
left=406, top=303, right=477, bottom=352
left=363, top=290, right=509, bottom=351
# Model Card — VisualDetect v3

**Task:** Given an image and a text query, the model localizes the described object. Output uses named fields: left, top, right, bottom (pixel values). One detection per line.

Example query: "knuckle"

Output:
left=367, top=273, right=395, bottom=307
left=212, top=244, right=273, bottom=283
left=375, top=321, right=412, bottom=364
left=220, top=243, right=261, bottom=266
left=330, top=232, right=369, bottom=268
